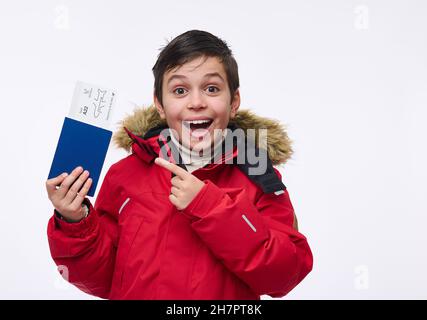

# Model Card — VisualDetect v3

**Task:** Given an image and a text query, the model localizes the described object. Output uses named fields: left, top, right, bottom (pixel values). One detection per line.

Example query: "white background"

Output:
left=0, top=0, right=426, bottom=299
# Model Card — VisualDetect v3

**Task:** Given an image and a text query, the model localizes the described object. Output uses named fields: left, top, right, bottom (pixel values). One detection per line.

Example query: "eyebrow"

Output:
left=166, top=72, right=225, bottom=85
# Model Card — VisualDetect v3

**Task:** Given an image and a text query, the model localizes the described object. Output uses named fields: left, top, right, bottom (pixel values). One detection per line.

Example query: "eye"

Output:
left=173, top=87, right=187, bottom=95
left=206, top=86, right=219, bottom=93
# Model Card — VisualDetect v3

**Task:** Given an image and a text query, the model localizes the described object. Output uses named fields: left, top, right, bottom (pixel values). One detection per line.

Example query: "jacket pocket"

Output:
left=114, top=198, right=145, bottom=290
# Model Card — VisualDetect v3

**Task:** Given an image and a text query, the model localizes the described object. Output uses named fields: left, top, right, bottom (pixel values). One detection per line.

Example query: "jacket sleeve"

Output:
left=181, top=168, right=313, bottom=298
left=47, top=166, right=119, bottom=299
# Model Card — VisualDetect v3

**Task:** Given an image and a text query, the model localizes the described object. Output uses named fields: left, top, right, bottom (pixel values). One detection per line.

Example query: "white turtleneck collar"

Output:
left=168, top=128, right=228, bottom=173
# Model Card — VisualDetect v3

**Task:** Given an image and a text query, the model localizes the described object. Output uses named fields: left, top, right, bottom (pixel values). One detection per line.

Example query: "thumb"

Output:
left=46, top=172, right=68, bottom=194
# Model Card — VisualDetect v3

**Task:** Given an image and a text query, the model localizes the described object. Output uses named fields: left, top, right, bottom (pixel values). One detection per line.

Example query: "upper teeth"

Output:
left=184, top=119, right=211, bottom=124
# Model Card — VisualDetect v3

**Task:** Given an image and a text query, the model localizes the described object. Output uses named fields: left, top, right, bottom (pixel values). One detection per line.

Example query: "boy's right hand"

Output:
left=46, top=166, right=92, bottom=223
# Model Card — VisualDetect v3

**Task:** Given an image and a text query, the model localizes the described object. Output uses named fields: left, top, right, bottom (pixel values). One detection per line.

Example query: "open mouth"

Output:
left=182, top=119, right=213, bottom=132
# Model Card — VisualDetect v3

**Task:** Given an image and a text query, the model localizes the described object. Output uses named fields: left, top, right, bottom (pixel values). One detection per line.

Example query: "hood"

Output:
left=112, top=104, right=293, bottom=166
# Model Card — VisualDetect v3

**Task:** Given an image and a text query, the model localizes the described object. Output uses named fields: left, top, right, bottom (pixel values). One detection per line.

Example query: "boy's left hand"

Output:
left=154, top=157, right=205, bottom=211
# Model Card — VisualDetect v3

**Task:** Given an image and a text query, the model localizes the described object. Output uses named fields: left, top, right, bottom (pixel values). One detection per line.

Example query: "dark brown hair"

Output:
left=152, top=30, right=239, bottom=106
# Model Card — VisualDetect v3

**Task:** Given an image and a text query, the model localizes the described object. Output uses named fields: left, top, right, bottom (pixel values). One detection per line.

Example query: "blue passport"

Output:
left=48, top=117, right=112, bottom=197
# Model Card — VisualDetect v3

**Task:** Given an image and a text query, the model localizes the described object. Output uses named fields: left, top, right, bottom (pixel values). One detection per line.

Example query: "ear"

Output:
left=230, top=89, right=241, bottom=119
left=153, top=93, right=166, bottom=120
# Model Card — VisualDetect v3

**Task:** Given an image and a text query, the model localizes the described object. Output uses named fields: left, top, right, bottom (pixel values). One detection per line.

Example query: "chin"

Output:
left=189, top=140, right=212, bottom=151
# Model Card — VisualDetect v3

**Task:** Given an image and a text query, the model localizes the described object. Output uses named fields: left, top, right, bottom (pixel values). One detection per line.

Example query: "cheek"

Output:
left=212, top=105, right=231, bottom=124
left=168, top=118, right=182, bottom=131
left=160, top=104, right=181, bottom=125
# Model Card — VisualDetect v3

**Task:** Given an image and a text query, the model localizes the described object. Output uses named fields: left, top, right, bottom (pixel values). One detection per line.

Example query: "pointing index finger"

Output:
left=154, top=157, right=188, bottom=178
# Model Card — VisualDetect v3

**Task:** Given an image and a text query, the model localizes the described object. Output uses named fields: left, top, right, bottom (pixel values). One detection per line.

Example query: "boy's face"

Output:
left=154, top=56, right=240, bottom=151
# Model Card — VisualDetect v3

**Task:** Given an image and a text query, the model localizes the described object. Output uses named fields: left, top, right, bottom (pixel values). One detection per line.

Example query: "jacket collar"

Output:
left=115, top=105, right=293, bottom=194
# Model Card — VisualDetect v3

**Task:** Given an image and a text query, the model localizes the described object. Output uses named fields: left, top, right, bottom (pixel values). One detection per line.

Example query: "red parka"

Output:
left=47, top=106, right=313, bottom=299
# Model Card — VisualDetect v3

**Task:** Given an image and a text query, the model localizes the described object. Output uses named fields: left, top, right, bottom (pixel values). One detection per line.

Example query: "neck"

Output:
left=169, top=129, right=227, bottom=166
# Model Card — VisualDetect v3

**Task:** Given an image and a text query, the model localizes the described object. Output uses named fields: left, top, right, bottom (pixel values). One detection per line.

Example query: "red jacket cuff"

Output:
left=181, top=180, right=224, bottom=220
left=53, top=199, right=98, bottom=238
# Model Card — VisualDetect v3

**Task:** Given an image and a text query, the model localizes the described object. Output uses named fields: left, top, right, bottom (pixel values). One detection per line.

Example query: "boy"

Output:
left=46, top=30, right=313, bottom=299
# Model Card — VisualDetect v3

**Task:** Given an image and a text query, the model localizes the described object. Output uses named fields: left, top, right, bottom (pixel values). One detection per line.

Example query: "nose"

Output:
left=187, top=91, right=207, bottom=110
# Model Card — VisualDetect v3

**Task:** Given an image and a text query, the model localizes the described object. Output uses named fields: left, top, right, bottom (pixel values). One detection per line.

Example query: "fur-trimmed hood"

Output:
left=112, top=104, right=293, bottom=165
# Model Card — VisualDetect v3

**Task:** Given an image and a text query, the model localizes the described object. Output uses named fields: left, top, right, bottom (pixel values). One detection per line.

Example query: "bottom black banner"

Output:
left=1, top=300, right=424, bottom=319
